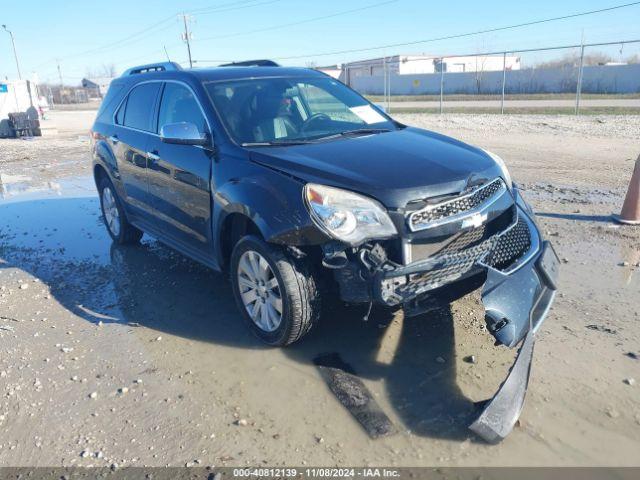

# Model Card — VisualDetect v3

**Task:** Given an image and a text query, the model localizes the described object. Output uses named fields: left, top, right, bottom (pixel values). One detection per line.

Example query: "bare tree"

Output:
left=474, top=55, right=489, bottom=94
left=626, top=54, right=640, bottom=64
left=536, top=51, right=615, bottom=69
left=85, top=63, right=117, bottom=78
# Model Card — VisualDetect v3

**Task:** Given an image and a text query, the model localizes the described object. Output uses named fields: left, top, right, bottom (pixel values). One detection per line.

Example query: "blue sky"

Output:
left=1, top=0, right=639, bottom=84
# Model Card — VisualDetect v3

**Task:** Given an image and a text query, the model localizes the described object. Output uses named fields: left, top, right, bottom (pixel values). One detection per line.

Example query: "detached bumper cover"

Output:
left=469, top=331, right=535, bottom=443
left=362, top=207, right=560, bottom=442
left=469, top=240, right=558, bottom=442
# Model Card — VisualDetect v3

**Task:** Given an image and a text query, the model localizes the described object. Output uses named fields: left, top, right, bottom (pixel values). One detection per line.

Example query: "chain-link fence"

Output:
left=341, top=39, right=640, bottom=114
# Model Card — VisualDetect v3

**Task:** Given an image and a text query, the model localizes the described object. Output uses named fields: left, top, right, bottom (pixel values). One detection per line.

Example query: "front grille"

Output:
left=394, top=240, right=494, bottom=298
left=409, top=178, right=505, bottom=230
left=484, top=215, right=532, bottom=270
left=383, top=211, right=536, bottom=304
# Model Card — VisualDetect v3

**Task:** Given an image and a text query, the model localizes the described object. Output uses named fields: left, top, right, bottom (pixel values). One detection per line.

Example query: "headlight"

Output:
left=483, top=149, right=512, bottom=190
left=304, top=183, right=397, bottom=245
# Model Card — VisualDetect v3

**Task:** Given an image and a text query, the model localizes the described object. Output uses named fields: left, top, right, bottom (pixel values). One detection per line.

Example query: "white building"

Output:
left=343, top=54, right=521, bottom=81
left=316, top=65, right=343, bottom=79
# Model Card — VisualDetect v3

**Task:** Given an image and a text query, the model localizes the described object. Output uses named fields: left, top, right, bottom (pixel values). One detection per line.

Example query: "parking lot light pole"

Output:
left=2, top=24, right=22, bottom=80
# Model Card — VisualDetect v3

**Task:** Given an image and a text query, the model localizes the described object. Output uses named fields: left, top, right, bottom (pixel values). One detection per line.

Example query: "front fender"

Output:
left=213, top=166, right=328, bottom=251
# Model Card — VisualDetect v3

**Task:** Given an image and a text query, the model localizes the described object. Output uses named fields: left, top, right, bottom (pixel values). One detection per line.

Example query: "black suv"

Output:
left=91, top=61, right=559, bottom=441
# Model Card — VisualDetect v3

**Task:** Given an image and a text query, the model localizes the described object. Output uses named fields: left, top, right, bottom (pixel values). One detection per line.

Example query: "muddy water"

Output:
left=0, top=173, right=530, bottom=466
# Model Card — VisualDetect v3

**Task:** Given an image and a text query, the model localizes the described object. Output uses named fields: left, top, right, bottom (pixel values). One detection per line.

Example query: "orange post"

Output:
left=613, top=156, right=640, bottom=225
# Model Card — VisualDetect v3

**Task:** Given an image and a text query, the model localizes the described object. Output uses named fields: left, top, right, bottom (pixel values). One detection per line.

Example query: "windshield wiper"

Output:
left=308, top=128, right=392, bottom=142
left=341, top=128, right=392, bottom=136
left=242, top=129, right=392, bottom=147
left=242, top=139, right=313, bottom=147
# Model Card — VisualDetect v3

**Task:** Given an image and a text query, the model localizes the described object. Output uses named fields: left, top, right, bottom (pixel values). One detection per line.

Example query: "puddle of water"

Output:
left=0, top=172, right=516, bottom=445
left=0, top=173, right=96, bottom=204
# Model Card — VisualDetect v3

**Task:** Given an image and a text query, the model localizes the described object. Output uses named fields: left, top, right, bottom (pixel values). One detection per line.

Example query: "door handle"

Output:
left=146, top=151, right=160, bottom=162
left=109, top=135, right=119, bottom=144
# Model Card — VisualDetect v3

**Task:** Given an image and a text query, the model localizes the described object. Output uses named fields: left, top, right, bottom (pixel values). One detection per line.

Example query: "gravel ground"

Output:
left=397, top=113, right=640, bottom=140
left=0, top=111, right=639, bottom=468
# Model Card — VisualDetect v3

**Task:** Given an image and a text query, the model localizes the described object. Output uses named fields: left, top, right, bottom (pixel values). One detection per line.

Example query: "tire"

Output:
left=230, top=235, right=321, bottom=346
left=97, top=176, right=143, bottom=245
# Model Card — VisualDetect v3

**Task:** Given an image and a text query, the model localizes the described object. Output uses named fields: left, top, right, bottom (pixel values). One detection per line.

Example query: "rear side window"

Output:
left=96, top=83, right=124, bottom=124
left=123, top=83, right=161, bottom=131
left=115, top=98, right=126, bottom=125
left=158, top=83, right=207, bottom=134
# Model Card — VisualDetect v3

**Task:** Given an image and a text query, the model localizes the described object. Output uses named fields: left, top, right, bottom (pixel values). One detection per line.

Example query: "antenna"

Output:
left=163, top=45, right=171, bottom=63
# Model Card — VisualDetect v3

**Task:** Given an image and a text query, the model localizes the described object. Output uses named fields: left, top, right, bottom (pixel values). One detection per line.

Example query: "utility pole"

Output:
left=179, top=13, right=194, bottom=68
left=56, top=60, right=63, bottom=88
left=575, top=30, right=586, bottom=116
left=2, top=24, right=22, bottom=79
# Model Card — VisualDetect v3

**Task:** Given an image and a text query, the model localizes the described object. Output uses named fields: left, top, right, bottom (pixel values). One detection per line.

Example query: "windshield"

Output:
left=204, top=76, right=397, bottom=145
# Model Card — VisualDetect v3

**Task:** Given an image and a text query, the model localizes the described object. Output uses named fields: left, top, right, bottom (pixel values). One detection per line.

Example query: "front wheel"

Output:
left=230, top=236, right=320, bottom=346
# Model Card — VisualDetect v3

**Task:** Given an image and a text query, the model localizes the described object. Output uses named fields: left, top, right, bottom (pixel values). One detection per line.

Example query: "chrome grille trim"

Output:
left=480, top=210, right=540, bottom=275
left=388, top=209, right=539, bottom=301
left=408, top=178, right=507, bottom=232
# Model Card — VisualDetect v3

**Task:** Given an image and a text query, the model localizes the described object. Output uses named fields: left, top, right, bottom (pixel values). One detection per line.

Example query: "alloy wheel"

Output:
left=101, top=187, right=121, bottom=237
left=237, top=250, right=283, bottom=332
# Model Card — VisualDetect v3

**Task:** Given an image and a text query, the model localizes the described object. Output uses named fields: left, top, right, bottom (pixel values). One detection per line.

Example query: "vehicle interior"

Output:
left=206, top=77, right=396, bottom=144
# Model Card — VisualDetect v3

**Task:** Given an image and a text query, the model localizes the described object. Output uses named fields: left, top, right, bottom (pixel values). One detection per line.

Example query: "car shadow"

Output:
left=536, top=212, right=613, bottom=223
left=0, top=197, right=479, bottom=441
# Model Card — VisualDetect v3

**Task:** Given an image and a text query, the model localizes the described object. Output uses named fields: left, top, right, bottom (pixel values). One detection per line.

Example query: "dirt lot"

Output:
left=0, top=110, right=639, bottom=468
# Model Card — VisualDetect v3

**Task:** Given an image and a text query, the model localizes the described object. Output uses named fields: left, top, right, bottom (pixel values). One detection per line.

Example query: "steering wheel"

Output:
left=301, top=113, right=331, bottom=133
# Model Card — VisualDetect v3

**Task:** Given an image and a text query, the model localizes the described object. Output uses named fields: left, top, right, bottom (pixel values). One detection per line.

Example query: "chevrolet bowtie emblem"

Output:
left=462, top=212, right=487, bottom=229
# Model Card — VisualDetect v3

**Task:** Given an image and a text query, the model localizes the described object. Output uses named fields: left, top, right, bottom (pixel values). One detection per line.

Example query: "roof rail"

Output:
left=219, top=59, right=280, bottom=67
left=121, top=62, right=182, bottom=76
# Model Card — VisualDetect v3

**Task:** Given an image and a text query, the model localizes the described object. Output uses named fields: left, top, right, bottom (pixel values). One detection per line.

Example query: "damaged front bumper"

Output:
left=336, top=206, right=559, bottom=348
left=331, top=205, right=560, bottom=442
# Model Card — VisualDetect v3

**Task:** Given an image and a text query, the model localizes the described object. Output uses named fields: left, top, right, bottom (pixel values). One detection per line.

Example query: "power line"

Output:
left=31, top=0, right=274, bottom=69
left=264, top=1, right=640, bottom=61
left=194, top=0, right=397, bottom=42
left=192, top=0, right=282, bottom=15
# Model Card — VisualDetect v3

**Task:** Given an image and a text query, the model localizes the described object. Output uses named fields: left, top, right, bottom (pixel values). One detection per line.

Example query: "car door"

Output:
left=111, top=82, right=162, bottom=220
left=146, top=81, right=214, bottom=255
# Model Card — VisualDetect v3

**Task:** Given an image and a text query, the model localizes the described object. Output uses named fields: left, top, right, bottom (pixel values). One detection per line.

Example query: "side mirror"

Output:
left=160, top=122, right=209, bottom=146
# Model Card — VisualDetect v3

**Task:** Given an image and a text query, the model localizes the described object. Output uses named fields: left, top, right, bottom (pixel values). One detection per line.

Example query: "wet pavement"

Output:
left=1, top=111, right=640, bottom=466
left=1, top=173, right=515, bottom=466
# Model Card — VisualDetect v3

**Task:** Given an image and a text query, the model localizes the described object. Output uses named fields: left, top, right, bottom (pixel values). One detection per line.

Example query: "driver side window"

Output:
left=158, top=83, right=207, bottom=135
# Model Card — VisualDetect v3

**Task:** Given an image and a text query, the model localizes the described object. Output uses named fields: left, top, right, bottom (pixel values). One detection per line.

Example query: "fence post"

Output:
left=501, top=52, right=507, bottom=114
left=382, top=57, right=387, bottom=108
left=387, top=59, right=391, bottom=113
left=575, top=44, right=585, bottom=115
left=439, top=58, right=444, bottom=114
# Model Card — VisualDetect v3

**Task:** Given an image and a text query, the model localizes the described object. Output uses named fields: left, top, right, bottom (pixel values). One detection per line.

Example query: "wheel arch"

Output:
left=217, top=211, right=263, bottom=271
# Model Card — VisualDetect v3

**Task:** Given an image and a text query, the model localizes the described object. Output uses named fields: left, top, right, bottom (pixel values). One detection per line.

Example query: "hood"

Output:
left=248, top=127, right=504, bottom=209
